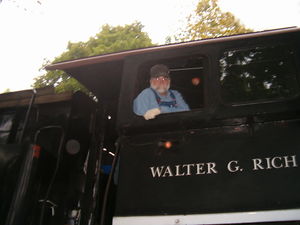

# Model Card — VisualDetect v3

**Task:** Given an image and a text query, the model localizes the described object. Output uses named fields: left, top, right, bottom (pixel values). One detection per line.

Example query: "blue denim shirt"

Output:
left=133, top=88, right=190, bottom=116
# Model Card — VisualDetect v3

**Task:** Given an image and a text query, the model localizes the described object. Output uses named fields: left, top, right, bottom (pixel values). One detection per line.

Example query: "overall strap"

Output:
left=150, top=88, right=177, bottom=107
left=169, top=90, right=176, bottom=101
left=150, top=88, right=162, bottom=104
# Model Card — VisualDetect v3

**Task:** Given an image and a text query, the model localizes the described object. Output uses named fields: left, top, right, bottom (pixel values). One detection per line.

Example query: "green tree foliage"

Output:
left=174, top=0, right=253, bottom=41
left=2, top=88, right=11, bottom=93
left=33, top=22, right=153, bottom=93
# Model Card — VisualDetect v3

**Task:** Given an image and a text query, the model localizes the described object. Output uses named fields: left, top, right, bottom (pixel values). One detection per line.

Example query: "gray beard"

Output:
left=151, top=83, right=170, bottom=94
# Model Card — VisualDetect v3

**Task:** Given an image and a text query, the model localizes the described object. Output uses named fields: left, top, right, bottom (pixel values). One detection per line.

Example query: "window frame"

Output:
left=117, top=47, right=214, bottom=130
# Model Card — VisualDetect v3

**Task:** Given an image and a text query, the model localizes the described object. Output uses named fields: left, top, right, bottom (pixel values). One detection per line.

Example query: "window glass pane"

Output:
left=0, top=114, right=13, bottom=131
left=220, top=45, right=300, bottom=103
left=0, top=113, right=14, bottom=144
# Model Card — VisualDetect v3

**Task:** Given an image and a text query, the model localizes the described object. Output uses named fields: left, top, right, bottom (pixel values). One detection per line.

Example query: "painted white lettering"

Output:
left=196, top=163, right=206, bottom=175
left=253, top=158, right=264, bottom=170
left=183, top=164, right=195, bottom=176
left=150, top=166, right=164, bottom=178
left=253, top=155, right=298, bottom=170
left=265, top=157, right=272, bottom=169
left=271, top=157, right=283, bottom=169
left=284, top=155, right=298, bottom=168
left=227, top=161, right=240, bottom=172
left=207, top=162, right=218, bottom=174
left=175, top=165, right=185, bottom=176
left=162, top=166, right=174, bottom=177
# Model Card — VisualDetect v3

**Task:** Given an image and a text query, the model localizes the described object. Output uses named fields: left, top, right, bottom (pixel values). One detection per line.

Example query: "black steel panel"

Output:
left=116, top=118, right=300, bottom=216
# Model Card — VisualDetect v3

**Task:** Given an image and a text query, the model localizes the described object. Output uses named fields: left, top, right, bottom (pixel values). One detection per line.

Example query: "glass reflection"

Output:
left=0, top=114, right=14, bottom=144
left=219, top=45, right=299, bottom=102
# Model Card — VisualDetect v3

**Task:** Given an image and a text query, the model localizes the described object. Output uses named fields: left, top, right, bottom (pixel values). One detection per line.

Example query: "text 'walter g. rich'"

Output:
left=149, top=155, right=298, bottom=178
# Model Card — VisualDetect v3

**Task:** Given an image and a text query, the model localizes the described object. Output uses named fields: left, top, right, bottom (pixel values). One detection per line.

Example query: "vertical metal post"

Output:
left=19, top=89, right=37, bottom=143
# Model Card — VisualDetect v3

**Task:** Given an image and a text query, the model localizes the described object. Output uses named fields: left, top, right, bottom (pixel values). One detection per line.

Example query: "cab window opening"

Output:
left=133, top=55, right=205, bottom=117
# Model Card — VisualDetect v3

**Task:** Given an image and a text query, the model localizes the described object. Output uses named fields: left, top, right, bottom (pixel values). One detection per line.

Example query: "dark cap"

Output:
left=150, top=64, right=170, bottom=78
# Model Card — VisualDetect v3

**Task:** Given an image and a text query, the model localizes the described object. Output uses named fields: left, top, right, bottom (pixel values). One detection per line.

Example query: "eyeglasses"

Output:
left=152, top=76, right=170, bottom=81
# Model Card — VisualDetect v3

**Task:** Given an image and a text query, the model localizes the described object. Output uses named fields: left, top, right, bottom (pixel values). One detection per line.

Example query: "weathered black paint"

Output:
left=115, top=115, right=300, bottom=216
left=114, top=29, right=300, bottom=218
left=44, top=28, right=300, bottom=224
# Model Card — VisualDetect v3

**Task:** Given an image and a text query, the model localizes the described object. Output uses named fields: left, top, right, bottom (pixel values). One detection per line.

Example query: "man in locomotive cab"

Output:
left=133, top=64, right=190, bottom=120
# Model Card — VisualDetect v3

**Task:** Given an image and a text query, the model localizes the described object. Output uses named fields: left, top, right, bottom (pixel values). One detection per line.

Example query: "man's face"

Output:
left=150, top=76, right=170, bottom=95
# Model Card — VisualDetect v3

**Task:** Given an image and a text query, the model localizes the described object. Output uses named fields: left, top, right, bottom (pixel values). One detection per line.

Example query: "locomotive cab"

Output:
left=1, top=27, right=300, bottom=225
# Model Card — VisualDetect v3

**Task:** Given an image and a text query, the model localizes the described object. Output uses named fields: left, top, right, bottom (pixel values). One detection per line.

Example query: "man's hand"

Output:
left=143, top=108, right=161, bottom=120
